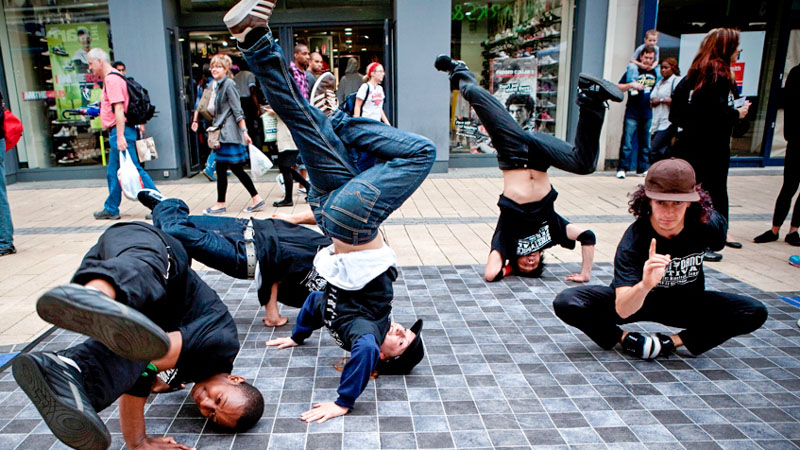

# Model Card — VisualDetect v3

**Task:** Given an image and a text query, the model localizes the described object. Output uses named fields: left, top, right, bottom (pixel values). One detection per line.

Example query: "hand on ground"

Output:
left=266, top=337, right=298, bottom=349
left=132, top=436, right=194, bottom=450
left=565, top=272, right=590, bottom=283
left=300, top=402, right=349, bottom=424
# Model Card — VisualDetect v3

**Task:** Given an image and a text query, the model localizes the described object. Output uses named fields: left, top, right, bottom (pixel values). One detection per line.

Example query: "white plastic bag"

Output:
left=117, top=150, right=144, bottom=201
left=249, top=144, right=273, bottom=178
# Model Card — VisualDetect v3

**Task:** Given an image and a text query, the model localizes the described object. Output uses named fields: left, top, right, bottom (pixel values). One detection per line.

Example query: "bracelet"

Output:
left=241, top=129, right=248, bottom=133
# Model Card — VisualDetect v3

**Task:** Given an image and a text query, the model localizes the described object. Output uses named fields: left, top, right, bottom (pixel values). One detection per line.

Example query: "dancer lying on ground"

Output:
left=13, top=222, right=263, bottom=450
left=553, top=158, right=767, bottom=360
left=139, top=190, right=330, bottom=327
left=434, top=55, right=623, bottom=282
left=224, top=0, right=435, bottom=424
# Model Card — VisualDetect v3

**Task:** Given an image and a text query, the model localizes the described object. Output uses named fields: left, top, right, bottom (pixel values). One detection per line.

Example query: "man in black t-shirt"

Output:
left=12, top=223, right=264, bottom=450
left=140, top=191, right=331, bottom=327
left=434, top=56, right=622, bottom=282
left=554, top=159, right=767, bottom=360
left=616, top=45, right=658, bottom=179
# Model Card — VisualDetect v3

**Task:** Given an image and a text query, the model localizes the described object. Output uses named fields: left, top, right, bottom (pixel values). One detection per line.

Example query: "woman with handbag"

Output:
left=670, top=28, right=751, bottom=260
left=202, top=54, right=265, bottom=215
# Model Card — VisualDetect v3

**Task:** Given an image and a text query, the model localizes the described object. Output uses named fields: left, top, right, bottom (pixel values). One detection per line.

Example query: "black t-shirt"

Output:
left=252, top=218, right=332, bottom=308
left=491, top=189, right=575, bottom=266
left=612, top=211, right=727, bottom=295
left=619, top=68, right=657, bottom=120
left=315, top=268, right=396, bottom=351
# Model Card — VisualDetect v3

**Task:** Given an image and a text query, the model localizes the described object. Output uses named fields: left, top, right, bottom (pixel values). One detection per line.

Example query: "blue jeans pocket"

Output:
left=328, top=180, right=380, bottom=225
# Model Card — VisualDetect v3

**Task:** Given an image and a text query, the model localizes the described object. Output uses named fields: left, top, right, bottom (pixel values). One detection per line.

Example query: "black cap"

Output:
left=376, top=319, right=424, bottom=375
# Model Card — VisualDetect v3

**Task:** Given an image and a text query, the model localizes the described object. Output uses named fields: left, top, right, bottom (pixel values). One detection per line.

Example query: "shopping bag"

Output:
left=249, top=144, right=273, bottom=178
left=135, top=136, right=158, bottom=161
left=3, top=109, right=23, bottom=150
left=117, top=150, right=144, bottom=201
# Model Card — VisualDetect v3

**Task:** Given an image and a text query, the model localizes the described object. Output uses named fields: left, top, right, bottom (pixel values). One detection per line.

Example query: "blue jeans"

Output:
left=241, top=31, right=435, bottom=244
left=618, top=117, right=652, bottom=173
left=152, top=198, right=248, bottom=279
left=0, top=139, right=13, bottom=250
left=103, top=126, right=159, bottom=215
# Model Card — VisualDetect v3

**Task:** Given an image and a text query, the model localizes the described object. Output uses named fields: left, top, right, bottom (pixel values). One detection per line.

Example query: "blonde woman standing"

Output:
left=200, top=54, right=264, bottom=214
left=353, top=62, right=391, bottom=125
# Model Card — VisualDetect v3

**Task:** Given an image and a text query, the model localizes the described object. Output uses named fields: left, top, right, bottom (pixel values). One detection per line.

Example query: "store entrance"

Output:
left=292, top=24, right=391, bottom=122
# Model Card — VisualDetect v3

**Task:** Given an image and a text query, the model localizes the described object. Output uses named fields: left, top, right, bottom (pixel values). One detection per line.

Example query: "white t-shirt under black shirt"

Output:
left=356, top=83, right=385, bottom=122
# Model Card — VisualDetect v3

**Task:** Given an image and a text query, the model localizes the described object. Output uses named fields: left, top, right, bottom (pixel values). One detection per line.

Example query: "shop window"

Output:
left=449, top=0, right=572, bottom=156
left=2, top=1, right=112, bottom=169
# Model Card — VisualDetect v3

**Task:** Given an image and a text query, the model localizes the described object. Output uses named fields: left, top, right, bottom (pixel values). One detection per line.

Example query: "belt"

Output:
left=244, top=219, right=257, bottom=279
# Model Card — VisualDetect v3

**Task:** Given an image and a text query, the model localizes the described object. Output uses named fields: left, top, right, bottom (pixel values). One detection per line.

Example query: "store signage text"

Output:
left=22, top=90, right=65, bottom=101
left=452, top=4, right=513, bottom=21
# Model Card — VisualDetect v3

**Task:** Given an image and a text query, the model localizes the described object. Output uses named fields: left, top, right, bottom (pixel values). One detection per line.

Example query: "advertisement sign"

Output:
left=678, top=31, right=764, bottom=97
left=46, top=22, right=110, bottom=121
left=490, top=56, right=538, bottom=105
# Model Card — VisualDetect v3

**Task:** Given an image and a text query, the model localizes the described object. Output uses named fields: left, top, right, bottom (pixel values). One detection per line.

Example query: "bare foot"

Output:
left=272, top=212, right=298, bottom=224
left=263, top=315, right=289, bottom=327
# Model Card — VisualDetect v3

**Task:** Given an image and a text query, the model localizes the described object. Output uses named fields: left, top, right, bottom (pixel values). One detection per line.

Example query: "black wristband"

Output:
left=125, top=363, right=158, bottom=398
left=577, top=230, right=596, bottom=246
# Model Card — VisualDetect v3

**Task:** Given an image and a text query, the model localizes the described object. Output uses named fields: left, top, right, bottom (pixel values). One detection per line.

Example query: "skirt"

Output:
left=215, top=143, right=248, bottom=164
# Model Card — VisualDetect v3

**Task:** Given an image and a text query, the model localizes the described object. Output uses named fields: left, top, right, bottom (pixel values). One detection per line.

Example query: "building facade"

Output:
left=0, top=0, right=796, bottom=184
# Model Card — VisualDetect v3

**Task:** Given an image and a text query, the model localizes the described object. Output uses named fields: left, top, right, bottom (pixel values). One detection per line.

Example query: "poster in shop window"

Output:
left=46, top=22, right=110, bottom=125
left=491, top=56, right=538, bottom=131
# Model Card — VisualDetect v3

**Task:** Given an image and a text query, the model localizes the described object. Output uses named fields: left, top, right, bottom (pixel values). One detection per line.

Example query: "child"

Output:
left=627, top=29, right=660, bottom=84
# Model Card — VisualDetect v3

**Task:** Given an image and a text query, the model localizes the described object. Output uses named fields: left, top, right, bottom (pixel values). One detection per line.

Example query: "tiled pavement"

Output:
left=0, top=263, right=798, bottom=449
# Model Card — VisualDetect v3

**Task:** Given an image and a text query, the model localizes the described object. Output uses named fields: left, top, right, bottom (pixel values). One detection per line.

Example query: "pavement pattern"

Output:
left=0, top=263, right=798, bottom=449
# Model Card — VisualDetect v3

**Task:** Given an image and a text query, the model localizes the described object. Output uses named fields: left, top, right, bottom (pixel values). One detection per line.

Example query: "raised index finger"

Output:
left=649, top=238, right=657, bottom=258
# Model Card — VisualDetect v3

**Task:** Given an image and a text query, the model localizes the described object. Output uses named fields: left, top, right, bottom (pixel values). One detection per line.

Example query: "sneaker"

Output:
left=51, top=45, right=68, bottom=56
left=539, top=55, right=558, bottom=65
left=655, top=333, right=675, bottom=357
left=63, top=62, right=74, bottom=72
left=276, top=173, right=285, bottom=193
left=53, top=127, right=69, bottom=137
left=0, top=245, right=16, bottom=257
left=137, top=188, right=165, bottom=211
left=785, top=231, right=800, bottom=246
left=93, top=209, right=120, bottom=220
left=13, top=352, right=111, bottom=449
left=704, top=250, right=723, bottom=262
left=36, top=284, right=171, bottom=362
left=223, top=0, right=276, bottom=42
left=310, top=72, right=338, bottom=116
left=621, top=332, right=661, bottom=360
left=616, top=170, right=626, bottom=179
left=790, top=255, right=800, bottom=268
left=577, top=73, right=624, bottom=104
left=753, top=230, right=779, bottom=243
left=245, top=200, right=266, bottom=212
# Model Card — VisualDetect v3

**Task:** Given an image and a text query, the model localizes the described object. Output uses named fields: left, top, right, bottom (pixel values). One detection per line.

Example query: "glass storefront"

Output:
left=2, top=0, right=113, bottom=169
left=449, top=0, right=572, bottom=156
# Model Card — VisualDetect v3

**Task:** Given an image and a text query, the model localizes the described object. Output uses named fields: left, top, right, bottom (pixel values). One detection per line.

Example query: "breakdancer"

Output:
left=554, top=159, right=767, bottom=359
left=223, top=0, right=434, bottom=423
left=434, top=55, right=623, bottom=282
left=139, top=190, right=330, bottom=328
left=13, top=223, right=264, bottom=449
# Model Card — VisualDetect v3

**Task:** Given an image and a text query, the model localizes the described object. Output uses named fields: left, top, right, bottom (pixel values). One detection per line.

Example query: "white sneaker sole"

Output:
left=223, top=0, right=275, bottom=41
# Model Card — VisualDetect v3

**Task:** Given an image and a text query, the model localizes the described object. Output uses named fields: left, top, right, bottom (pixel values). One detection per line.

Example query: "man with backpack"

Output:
left=88, top=48, right=159, bottom=220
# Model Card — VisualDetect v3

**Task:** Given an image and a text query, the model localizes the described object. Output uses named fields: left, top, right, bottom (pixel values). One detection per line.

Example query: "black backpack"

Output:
left=107, top=72, right=156, bottom=125
left=340, top=84, right=370, bottom=116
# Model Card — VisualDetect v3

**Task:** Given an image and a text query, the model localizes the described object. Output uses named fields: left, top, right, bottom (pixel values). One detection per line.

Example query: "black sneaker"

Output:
left=434, top=55, right=474, bottom=91
left=13, top=352, right=111, bottom=450
left=655, top=333, right=675, bottom=357
left=310, top=72, right=339, bottom=117
left=704, top=250, right=723, bottom=262
left=137, top=188, right=165, bottom=212
left=434, top=54, right=458, bottom=73
left=36, top=284, right=170, bottom=362
left=785, top=231, right=800, bottom=246
left=0, top=245, right=16, bottom=257
left=753, top=230, right=779, bottom=243
left=621, top=331, right=661, bottom=360
left=224, top=0, right=275, bottom=42
left=578, top=73, right=624, bottom=105
left=93, top=209, right=120, bottom=220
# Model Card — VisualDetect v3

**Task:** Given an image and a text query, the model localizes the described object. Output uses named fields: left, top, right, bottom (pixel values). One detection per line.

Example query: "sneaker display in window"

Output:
left=539, top=55, right=558, bottom=65
left=51, top=46, right=69, bottom=56
left=539, top=111, right=554, bottom=122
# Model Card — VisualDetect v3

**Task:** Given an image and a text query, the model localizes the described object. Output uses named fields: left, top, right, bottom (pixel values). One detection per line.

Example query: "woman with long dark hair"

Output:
left=670, top=28, right=751, bottom=260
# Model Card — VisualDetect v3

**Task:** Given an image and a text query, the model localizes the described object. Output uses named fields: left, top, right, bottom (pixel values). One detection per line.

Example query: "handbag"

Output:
left=197, top=87, right=215, bottom=121
left=135, top=136, right=158, bottom=161
left=3, top=109, right=23, bottom=150
left=117, top=150, right=144, bottom=201
left=207, top=109, right=230, bottom=150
